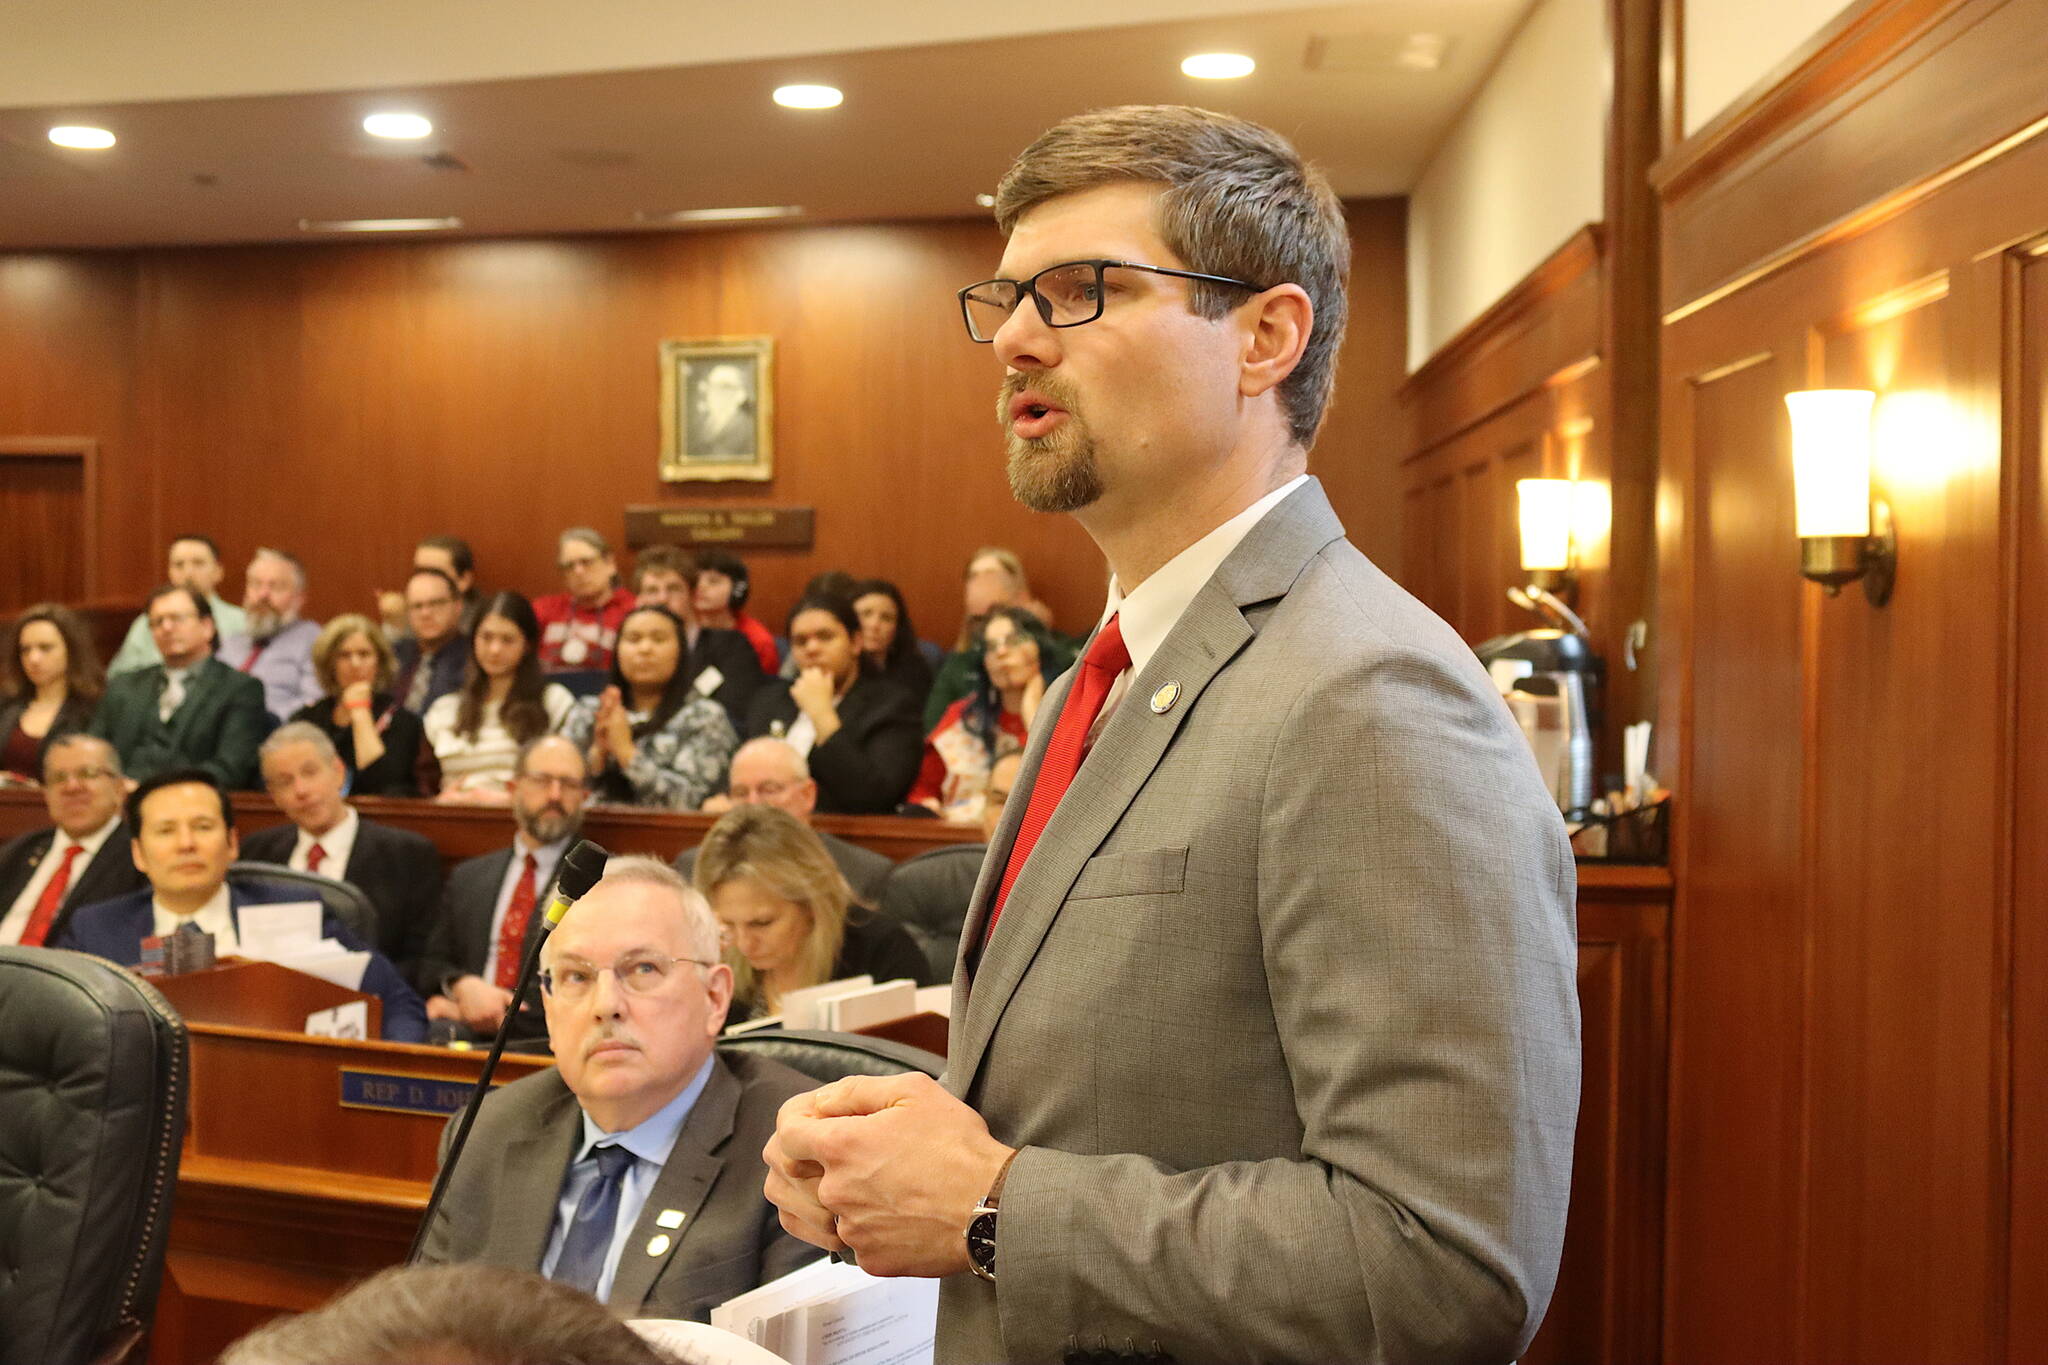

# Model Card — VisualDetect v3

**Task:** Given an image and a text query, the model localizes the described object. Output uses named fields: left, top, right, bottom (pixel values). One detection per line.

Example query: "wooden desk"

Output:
left=0, top=787, right=984, bottom=875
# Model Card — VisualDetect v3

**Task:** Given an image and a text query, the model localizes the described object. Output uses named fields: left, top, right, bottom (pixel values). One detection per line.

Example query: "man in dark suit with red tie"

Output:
left=414, top=735, right=590, bottom=1038
left=0, top=735, right=146, bottom=946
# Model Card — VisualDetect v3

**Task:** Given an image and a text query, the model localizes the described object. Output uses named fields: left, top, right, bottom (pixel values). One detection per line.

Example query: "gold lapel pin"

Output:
left=646, top=1234, right=672, bottom=1257
left=655, top=1209, right=686, bottom=1229
left=1149, top=681, right=1182, bottom=714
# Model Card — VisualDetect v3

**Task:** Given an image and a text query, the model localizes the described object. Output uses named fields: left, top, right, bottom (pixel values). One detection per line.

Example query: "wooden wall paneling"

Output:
left=1315, top=199, right=1411, bottom=576
left=1797, top=265, right=2004, bottom=1360
left=2006, top=239, right=2048, bottom=1355
left=0, top=439, right=95, bottom=608
left=1657, top=342, right=1810, bottom=1361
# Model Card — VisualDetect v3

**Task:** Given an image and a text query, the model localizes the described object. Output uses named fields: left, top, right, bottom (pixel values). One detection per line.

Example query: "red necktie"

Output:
left=306, top=842, right=326, bottom=874
left=985, top=616, right=1131, bottom=945
left=241, top=642, right=264, bottom=671
left=493, top=853, right=539, bottom=990
left=21, top=843, right=83, bottom=947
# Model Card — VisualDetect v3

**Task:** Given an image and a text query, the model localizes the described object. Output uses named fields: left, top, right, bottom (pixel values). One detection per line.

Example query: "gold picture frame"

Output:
left=659, top=336, right=774, bottom=482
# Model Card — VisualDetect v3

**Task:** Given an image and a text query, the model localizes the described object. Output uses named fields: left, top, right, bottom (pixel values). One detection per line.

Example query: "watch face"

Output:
left=967, top=1210, right=998, bottom=1273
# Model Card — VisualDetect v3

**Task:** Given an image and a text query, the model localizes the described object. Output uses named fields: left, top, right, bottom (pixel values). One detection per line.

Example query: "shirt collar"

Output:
left=57, top=814, right=122, bottom=859
left=294, top=805, right=358, bottom=857
left=573, top=1054, right=716, bottom=1157
left=1100, top=474, right=1308, bottom=674
left=152, top=880, right=233, bottom=938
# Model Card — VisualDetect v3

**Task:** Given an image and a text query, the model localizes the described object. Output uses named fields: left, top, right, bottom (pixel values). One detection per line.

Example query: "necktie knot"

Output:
left=1083, top=615, right=1131, bottom=676
left=592, top=1144, right=635, bottom=1181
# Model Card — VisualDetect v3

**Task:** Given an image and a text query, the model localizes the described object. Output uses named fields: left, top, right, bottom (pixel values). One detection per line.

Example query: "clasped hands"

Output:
left=764, top=1073, right=1014, bottom=1277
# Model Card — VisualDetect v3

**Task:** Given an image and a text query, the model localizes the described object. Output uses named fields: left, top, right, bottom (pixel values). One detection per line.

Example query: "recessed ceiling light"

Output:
left=1181, top=53, right=1256, bottom=80
left=634, top=206, right=805, bottom=224
left=975, top=193, right=997, bottom=208
left=363, top=112, right=433, bottom=140
left=297, top=216, right=462, bottom=233
left=1397, top=34, right=1449, bottom=71
left=49, top=125, right=116, bottom=150
left=773, top=84, right=843, bottom=110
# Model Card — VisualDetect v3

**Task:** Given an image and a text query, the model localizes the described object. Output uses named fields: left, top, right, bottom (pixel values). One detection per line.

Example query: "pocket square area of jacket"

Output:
left=1067, top=846, right=1189, bottom=900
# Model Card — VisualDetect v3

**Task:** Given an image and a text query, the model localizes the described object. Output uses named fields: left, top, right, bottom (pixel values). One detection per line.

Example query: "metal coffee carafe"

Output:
left=1476, top=616, right=1602, bottom=821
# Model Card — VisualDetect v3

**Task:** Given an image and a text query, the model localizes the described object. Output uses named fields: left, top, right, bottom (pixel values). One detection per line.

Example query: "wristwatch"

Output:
left=966, top=1151, right=1019, bottom=1284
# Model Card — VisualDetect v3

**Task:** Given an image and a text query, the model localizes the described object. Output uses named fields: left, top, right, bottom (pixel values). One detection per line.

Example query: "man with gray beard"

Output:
left=217, top=546, right=324, bottom=721
left=415, top=735, right=592, bottom=1038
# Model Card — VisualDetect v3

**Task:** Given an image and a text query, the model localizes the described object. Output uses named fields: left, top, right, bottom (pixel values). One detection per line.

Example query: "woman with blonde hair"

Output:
left=693, top=803, right=930, bottom=1019
left=286, top=614, right=426, bottom=795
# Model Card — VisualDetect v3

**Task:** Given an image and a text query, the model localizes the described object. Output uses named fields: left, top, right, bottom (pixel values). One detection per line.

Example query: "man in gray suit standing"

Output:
left=418, top=857, right=818, bottom=1318
left=766, top=106, right=1581, bottom=1363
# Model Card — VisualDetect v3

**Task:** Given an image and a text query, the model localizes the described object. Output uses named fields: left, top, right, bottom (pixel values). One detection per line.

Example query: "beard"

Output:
left=245, top=604, right=285, bottom=640
left=516, top=801, right=583, bottom=847
left=999, top=375, right=1104, bottom=514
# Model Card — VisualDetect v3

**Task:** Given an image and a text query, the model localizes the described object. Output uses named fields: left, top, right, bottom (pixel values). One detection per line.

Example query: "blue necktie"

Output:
left=551, top=1143, right=636, bottom=1297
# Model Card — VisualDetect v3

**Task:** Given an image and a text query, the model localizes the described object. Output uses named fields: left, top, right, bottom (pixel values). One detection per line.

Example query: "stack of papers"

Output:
left=237, top=901, right=370, bottom=993
left=712, top=1258, right=937, bottom=1365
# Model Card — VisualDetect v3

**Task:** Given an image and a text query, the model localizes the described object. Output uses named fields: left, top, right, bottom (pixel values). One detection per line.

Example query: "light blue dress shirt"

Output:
left=539, top=1055, right=716, bottom=1304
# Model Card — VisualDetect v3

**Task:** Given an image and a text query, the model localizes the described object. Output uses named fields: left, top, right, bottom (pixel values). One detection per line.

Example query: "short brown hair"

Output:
left=311, top=614, right=397, bottom=695
left=218, top=1264, right=671, bottom=1364
left=994, top=105, right=1350, bottom=446
left=632, top=543, right=699, bottom=592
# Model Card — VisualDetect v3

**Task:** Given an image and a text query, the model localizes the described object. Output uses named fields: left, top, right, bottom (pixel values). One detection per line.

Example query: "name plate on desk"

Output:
left=340, top=1069, right=498, bottom=1118
left=625, top=504, right=814, bottom=549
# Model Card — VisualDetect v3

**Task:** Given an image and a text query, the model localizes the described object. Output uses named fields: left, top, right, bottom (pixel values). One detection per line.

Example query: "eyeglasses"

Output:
left=406, top=596, right=456, bottom=613
left=559, top=555, right=604, bottom=574
left=515, top=773, right=590, bottom=795
left=47, top=765, right=116, bottom=786
left=957, top=258, right=1267, bottom=343
left=983, top=633, right=1030, bottom=656
left=540, top=950, right=716, bottom=1002
left=148, top=611, right=198, bottom=629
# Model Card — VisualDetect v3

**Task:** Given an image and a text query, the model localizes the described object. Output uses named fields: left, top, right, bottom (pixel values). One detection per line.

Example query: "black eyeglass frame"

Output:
left=956, top=258, right=1269, bottom=343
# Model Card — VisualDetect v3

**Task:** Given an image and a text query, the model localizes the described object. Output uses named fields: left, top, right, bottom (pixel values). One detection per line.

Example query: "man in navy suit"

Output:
left=57, top=766, right=428, bottom=1043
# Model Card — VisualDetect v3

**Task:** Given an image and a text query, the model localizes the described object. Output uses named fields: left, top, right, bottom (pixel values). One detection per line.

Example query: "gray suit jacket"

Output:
left=417, top=1050, right=822, bottom=1319
left=937, top=480, right=1581, bottom=1364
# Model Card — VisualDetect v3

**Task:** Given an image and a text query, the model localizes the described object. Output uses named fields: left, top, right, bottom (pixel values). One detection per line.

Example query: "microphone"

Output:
left=406, top=838, right=612, bottom=1264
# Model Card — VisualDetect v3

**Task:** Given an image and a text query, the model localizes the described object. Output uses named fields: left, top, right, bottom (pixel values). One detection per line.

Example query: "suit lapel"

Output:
left=949, top=480, right=1350, bottom=1095
left=606, top=1058, right=738, bottom=1313
left=495, top=1080, right=583, bottom=1270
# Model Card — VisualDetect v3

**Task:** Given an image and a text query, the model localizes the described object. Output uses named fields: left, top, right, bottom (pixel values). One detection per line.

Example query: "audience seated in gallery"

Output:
left=924, top=544, right=1063, bottom=729
left=0, top=603, right=103, bottom=782
left=107, top=534, right=248, bottom=676
left=910, top=606, right=1070, bottom=825
left=416, top=534, right=484, bottom=636
left=414, top=735, right=589, bottom=1035
left=92, top=585, right=270, bottom=789
left=390, top=568, right=471, bottom=716
left=56, top=767, right=428, bottom=1042
left=851, top=577, right=936, bottom=703
left=241, top=723, right=443, bottom=974
left=413, top=856, right=821, bottom=1316
left=217, top=547, right=324, bottom=722
left=0, top=735, right=146, bottom=946
left=558, top=605, right=737, bottom=811
left=696, top=803, right=933, bottom=1023
left=534, top=526, right=636, bottom=673
left=679, top=737, right=894, bottom=907
left=630, top=544, right=768, bottom=732
left=693, top=550, right=780, bottom=675
left=743, top=594, right=922, bottom=816
left=285, top=616, right=427, bottom=797
left=422, top=593, right=574, bottom=802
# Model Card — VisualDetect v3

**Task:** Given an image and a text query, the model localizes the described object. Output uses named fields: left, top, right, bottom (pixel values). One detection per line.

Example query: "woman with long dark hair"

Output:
left=850, top=578, right=934, bottom=705
left=559, top=604, right=737, bottom=809
left=909, top=606, right=1070, bottom=823
left=422, top=592, right=572, bottom=801
left=742, top=593, right=922, bottom=814
left=0, top=603, right=104, bottom=781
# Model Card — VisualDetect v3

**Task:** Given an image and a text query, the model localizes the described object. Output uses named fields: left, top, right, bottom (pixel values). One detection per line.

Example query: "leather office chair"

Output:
left=229, top=862, right=379, bottom=947
left=0, top=947, right=189, bottom=1365
left=878, top=843, right=986, bottom=982
left=718, top=1028, right=943, bottom=1084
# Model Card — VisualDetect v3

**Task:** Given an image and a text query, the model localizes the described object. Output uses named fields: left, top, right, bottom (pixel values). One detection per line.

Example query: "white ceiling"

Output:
left=0, top=0, right=1533, bottom=249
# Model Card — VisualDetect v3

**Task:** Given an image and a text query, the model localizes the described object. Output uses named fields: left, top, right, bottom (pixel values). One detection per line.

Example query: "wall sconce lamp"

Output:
left=1516, top=478, right=1577, bottom=594
left=1786, top=389, right=1896, bottom=605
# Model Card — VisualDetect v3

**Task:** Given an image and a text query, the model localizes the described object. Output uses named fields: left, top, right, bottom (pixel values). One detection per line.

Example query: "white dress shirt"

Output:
left=0, top=815, right=122, bottom=944
left=1088, top=473, right=1309, bottom=744
left=288, top=806, right=360, bottom=876
left=152, top=881, right=239, bottom=954
left=539, top=1056, right=716, bottom=1304
left=480, top=833, right=569, bottom=985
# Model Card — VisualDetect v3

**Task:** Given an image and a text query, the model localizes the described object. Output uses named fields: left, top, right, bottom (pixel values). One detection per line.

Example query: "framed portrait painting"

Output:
left=659, top=336, right=774, bottom=482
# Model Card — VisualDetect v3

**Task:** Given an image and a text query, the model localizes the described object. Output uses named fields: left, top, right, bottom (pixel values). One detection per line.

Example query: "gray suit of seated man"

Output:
left=415, top=856, right=819, bottom=1319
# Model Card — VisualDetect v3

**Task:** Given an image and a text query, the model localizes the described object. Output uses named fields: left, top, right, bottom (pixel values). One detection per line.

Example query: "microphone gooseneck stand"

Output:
left=406, top=839, right=611, bottom=1264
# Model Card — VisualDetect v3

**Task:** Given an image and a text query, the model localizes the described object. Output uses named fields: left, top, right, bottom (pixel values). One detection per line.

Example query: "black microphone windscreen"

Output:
left=557, top=840, right=610, bottom=902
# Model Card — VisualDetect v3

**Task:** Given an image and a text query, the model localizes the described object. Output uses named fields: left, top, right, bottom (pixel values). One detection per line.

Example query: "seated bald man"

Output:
left=415, top=856, right=819, bottom=1318
left=56, top=766, right=429, bottom=1042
